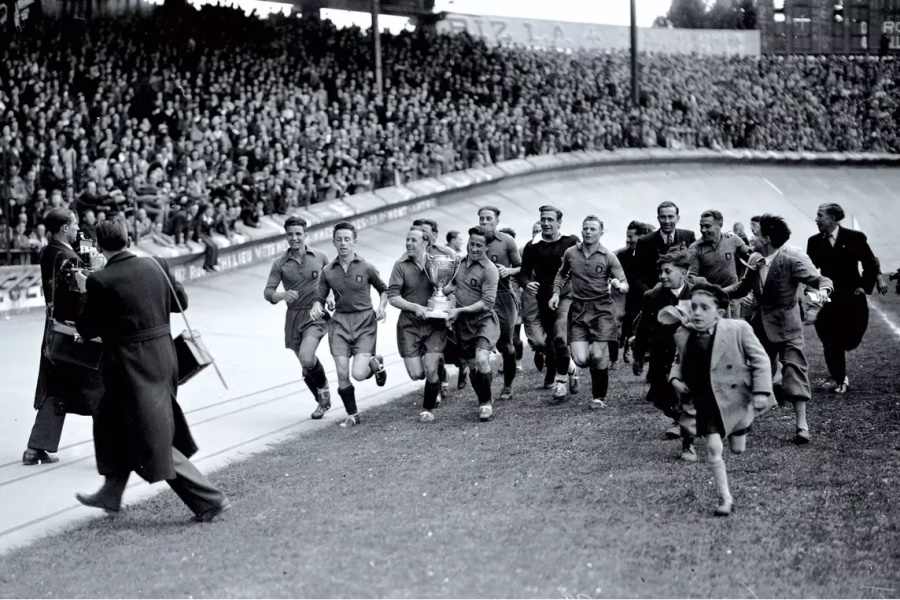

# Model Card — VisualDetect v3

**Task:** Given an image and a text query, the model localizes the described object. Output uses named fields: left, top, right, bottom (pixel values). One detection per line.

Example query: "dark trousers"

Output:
left=200, top=235, right=218, bottom=269
left=99, top=448, right=228, bottom=517
left=538, top=297, right=571, bottom=376
left=27, top=400, right=66, bottom=453
left=815, top=294, right=868, bottom=383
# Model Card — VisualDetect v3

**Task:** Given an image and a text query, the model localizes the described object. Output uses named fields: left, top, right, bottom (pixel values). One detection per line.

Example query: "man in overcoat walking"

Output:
left=74, top=219, right=230, bottom=522
left=807, top=203, right=888, bottom=394
left=24, top=208, right=104, bottom=465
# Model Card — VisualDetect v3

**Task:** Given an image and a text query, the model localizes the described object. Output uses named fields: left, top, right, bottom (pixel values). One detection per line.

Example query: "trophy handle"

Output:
left=450, top=254, right=463, bottom=281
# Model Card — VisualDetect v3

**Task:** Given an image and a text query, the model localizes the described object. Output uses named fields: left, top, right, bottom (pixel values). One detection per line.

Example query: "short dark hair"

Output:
left=468, top=225, right=488, bottom=238
left=332, top=221, right=357, bottom=239
left=413, top=218, right=439, bottom=235
left=657, top=246, right=691, bottom=269
left=95, top=219, right=129, bottom=252
left=582, top=215, right=604, bottom=230
left=478, top=206, right=501, bottom=218
left=627, top=220, right=655, bottom=236
left=700, top=210, right=724, bottom=225
left=758, top=214, right=791, bottom=249
left=499, top=227, right=516, bottom=238
left=750, top=215, right=761, bottom=224
left=284, top=216, right=308, bottom=232
left=657, top=201, right=680, bottom=216
left=538, top=205, right=563, bottom=221
left=819, top=203, right=845, bottom=222
left=44, top=208, right=74, bottom=235
left=691, top=281, right=730, bottom=310
left=446, top=230, right=461, bottom=244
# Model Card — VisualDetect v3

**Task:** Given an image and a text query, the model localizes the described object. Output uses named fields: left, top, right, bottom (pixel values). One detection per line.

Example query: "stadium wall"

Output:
left=436, top=13, right=761, bottom=56
left=2, top=149, right=899, bottom=315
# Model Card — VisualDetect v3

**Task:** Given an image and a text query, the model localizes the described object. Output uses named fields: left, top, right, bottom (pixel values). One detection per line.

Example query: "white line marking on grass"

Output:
left=870, top=301, right=900, bottom=340
left=761, top=176, right=784, bottom=195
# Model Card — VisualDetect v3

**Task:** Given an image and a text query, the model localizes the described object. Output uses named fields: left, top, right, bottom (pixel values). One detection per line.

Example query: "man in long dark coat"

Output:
left=24, top=208, right=103, bottom=465
left=807, top=203, right=888, bottom=394
left=74, top=219, right=230, bottom=522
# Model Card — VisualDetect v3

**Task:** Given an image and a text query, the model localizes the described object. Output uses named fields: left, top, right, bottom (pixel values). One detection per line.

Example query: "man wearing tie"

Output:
left=807, top=203, right=888, bottom=395
left=725, top=214, right=833, bottom=445
left=632, top=201, right=697, bottom=297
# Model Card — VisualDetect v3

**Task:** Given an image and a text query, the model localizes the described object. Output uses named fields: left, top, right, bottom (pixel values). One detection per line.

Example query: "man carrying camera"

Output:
left=24, top=208, right=103, bottom=466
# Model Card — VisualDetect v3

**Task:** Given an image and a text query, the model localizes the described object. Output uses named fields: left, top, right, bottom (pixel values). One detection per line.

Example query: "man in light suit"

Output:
left=807, top=203, right=888, bottom=394
left=632, top=201, right=696, bottom=297
left=725, top=214, right=833, bottom=445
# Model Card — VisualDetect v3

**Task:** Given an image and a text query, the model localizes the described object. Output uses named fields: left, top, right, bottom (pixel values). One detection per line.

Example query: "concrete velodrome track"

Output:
left=1, top=162, right=898, bottom=553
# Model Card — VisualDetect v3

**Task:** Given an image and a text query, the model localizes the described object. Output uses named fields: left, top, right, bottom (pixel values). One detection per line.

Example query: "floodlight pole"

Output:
left=630, top=0, right=640, bottom=106
left=372, top=0, right=384, bottom=102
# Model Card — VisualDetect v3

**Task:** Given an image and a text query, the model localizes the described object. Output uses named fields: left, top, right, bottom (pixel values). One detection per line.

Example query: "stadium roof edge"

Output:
left=286, top=0, right=434, bottom=18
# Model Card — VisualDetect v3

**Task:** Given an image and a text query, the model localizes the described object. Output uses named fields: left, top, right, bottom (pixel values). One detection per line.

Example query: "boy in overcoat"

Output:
left=669, top=283, right=775, bottom=516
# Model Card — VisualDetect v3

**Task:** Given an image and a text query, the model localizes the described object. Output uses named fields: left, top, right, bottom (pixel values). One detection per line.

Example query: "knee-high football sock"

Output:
left=590, top=367, right=609, bottom=399
left=338, top=385, right=358, bottom=416
left=470, top=370, right=494, bottom=405
left=710, top=458, right=732, bottom=502
left=608, top=341, right=619, bottom=363
left=437, top=356, right=447, bottom=384
left=302, top=370, right=317, bottom=397
left=502, top=352, right=517, bottom=387
left=308, top=358, right=328, bottom=389
left=423, top=381, right=441, bottom=411
left=555, top=348, right=571, bottom=378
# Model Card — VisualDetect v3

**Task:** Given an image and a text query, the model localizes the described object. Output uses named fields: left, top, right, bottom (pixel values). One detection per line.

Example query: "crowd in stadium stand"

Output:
left=1, top=2, right=899, bottom=264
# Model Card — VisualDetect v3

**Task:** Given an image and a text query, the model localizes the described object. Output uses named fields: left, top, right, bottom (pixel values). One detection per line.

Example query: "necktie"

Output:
left=665, top=234, right=673, bottom=246
left=828, top=233, right=836, bottom=247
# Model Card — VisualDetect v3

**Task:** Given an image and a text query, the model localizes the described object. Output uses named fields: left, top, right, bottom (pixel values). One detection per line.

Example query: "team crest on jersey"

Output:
left=356, top=275, right=363, bottom=283
left=311, top=271, right=318, bottom=279
left=470, top=278, right=478, bottom=287
left=725, top=253, right=732, bottom=260
left=491, top=255, right=499, bottom=263
left=596, top=265, right=605, bottom=274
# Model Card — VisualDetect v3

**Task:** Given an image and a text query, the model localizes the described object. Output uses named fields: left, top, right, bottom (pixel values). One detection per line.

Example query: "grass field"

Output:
left=2, top=297, right=900, bottom=598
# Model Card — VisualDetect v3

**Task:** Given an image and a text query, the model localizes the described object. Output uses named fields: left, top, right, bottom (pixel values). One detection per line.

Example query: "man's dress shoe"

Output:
left=22, top=449, right=59, bottom=466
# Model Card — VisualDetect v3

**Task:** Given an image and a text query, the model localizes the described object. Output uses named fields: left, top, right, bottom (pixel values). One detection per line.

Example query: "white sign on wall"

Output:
left=883, top=21, right=900, bottom=50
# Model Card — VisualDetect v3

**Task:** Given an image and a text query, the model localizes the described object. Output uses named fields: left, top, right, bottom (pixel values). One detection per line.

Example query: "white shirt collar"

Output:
left=671, top=284, right=685, bottom=297
left=828, top=225, right=840, bottom=239
left=531, top=231, right=572, bottom=245
left=763, top=249, right=781, bottom=266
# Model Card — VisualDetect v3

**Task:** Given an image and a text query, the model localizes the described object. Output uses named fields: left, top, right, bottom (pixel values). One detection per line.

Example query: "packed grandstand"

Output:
left=1, top=2, right=899, bottom=264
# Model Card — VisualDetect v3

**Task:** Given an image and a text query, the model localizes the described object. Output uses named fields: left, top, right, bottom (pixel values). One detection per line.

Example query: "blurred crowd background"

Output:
left=1, top=2, right=899, bottom=264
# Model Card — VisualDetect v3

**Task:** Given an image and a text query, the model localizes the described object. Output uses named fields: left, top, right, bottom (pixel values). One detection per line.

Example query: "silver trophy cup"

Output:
left=424, top=254, right=463, bottom=319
